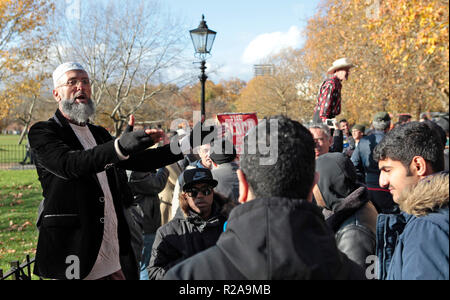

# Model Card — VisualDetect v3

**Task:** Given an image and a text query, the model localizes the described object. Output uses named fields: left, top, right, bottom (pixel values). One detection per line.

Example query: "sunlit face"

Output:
left=340, top=121, right=349, bottom=135
left=352, top=129, right=364, bottom=141
left=378, top=158, right=419, bottom=203
left=53, top=70, right=92, bottom=104
left=310, top=128, right=332, bottom=158
left=185, top=183, right=214, bottom=219
left=53, top=70, right=95, bottom=124
left=335, top=68, right=350, bottom=81
left=198, top=144, right=212, bottom=168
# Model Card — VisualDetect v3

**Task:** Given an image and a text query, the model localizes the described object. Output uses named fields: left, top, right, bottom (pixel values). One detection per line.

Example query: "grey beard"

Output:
left=60, top=97, right=96, bottom=124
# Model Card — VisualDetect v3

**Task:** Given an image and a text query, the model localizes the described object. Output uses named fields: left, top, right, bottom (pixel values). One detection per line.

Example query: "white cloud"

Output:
left=214, top=63, right=253, bottom=82
left=241, top=26, right=303, bottom=64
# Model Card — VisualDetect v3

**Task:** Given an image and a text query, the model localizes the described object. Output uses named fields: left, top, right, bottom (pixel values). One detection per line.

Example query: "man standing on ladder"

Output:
left=313, top=58, right=355, bottom=124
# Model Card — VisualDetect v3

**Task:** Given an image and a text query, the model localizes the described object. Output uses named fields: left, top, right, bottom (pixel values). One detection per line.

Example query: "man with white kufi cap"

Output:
left=27, top=62, right=194, bottom=280
left=312, top=58, right=355, bottom=124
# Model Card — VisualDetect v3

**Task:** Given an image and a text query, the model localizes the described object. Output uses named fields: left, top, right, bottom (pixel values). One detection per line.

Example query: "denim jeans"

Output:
left=140, top=233, right=156, bottom=280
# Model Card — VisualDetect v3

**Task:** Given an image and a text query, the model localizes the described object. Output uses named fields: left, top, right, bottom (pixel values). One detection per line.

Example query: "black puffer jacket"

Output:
left=164, top=197, right=365, bottom=280
left=148, top=193, right=232, bottom=280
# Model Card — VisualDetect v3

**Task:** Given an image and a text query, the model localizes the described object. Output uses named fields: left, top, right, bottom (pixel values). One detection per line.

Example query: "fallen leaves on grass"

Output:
left=7, top=220, right=33, bottom=231
left=10, top=200, right=24, bottom=206
left=18, top=221, right=33, bottom=231
left=0, top=248, right=17, bottom=255
left=24, top=248, right=37, bottom=255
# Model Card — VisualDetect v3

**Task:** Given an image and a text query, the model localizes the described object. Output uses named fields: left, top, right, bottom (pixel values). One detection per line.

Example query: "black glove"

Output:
left=189, top=122, right=217, bottom=148
left=124, top=122, right=134, bottom=134
left=118, top=130, right=155, bottom=156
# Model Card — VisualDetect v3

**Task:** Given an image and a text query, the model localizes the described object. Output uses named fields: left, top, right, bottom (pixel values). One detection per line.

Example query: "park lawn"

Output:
left=0, top=135, right=21, bottom=145
left=0, top=135, right=27, bottom=164
left=0, top=169, right=42, bottom=278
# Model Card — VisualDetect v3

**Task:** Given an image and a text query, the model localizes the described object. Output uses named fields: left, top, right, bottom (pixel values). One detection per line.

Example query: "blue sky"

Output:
left=162, top=0, right=322, bottom=82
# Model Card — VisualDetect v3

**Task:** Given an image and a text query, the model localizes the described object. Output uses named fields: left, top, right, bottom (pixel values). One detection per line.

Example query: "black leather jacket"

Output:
left=322, top=187, right=378, bottom=268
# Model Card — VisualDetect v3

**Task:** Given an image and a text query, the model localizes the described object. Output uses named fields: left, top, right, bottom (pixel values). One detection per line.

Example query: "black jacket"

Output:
left=322, top=187, right=378, bottom=268
left=148, top=194, right=231, bottom=280
left=350, top=130, right=385, bottom=186
left=164, top=197, right=365, bottom=280
left=29, top=109, right=183, bottom=280
left=128, top=168, right=169, bottom=234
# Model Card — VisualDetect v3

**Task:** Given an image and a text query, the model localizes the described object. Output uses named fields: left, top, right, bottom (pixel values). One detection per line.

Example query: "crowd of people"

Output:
left=27, top=61, right=448, bottom=280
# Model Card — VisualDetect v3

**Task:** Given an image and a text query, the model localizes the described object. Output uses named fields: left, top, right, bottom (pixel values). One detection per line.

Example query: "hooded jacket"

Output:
left=316, top=153, right=378, bottom=268
left=376, top=172, right=449, bottom=280
left=164, top=197, right=365, bottom=280
left=211, top=161, right=240, bottom=203
left=147, top=193, right=232, bottom=280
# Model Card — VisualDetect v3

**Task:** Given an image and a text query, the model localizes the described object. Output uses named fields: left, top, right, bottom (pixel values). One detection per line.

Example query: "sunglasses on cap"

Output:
left=186, top=187, right=213, bottom=198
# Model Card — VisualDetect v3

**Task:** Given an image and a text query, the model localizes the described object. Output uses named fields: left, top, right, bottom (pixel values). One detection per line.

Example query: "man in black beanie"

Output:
left=209, top=139, right=240, bottom=203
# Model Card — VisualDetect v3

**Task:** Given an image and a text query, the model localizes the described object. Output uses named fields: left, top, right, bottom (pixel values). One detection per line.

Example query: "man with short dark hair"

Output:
left=351, top=124, right=365, bottom=147
left=339, top=119, right=355, bottom=156
left=351, top=112, right=396, bottom=214
left=164, top=115, right=365, bottom=280
left=373, top=121, right=448, bottom=280
left=398, top=113, right=412, bottom=125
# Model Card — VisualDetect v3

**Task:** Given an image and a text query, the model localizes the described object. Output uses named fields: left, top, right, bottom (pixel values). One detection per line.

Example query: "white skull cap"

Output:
left=53, top=62, right=86, bottom=88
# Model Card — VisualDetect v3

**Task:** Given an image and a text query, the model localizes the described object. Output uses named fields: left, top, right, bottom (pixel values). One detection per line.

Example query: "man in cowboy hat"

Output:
left=313, top=58, right=355, bottom=124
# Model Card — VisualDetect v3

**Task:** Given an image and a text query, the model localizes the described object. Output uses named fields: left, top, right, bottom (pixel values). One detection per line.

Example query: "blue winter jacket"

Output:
left=376, top=172, right=449, bottom=280
left=351, top=130, right=385, bottom=187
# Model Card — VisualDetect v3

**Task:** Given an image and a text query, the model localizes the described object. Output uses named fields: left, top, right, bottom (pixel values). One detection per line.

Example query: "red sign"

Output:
left=216, top=113, right=258, bottom=154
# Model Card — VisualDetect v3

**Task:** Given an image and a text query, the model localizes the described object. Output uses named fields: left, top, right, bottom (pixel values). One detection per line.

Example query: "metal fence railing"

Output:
left=0, top=255, right=41, bottom=280
left=0, top=144, right=35, bottom=170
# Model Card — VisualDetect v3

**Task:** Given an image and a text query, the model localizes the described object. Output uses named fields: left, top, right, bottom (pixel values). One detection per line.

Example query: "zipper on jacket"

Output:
left=44, top=214, right=78, bottom=218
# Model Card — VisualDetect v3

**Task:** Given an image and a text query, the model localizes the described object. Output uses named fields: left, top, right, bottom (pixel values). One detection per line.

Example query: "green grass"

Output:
left=0, top=170, right=42, bottom=279
left=0, top=135, right=21, bottom=145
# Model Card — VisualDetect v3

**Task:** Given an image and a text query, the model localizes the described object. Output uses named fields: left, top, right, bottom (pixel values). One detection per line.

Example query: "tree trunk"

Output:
left=18, top=96, right=37, bottom=145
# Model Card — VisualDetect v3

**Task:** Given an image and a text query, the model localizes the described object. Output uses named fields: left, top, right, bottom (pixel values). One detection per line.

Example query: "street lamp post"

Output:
left=190, top=15, right=216, bottom=120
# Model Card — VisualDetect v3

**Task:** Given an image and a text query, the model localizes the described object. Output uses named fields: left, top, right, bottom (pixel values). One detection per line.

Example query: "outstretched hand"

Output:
left=145, top=128, right=165, bottom=145
left=125, top=115, right=165, bottom=144
left=118, top=115, right=165, bottom=156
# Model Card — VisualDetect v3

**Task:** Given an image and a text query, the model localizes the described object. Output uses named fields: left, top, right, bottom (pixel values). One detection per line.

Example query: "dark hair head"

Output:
left=209, top=138, right=237, bottom=165
left=373, top=121, right=444, bottom=173
left=434, top=116, right=449, bottom=135
left=423, top=120, right=446, bottom=150
left=240, top=115, right=315, bottom=200
left=398, top=114, right=412, bottom=123
left=339, top=119, right=348, bottom=124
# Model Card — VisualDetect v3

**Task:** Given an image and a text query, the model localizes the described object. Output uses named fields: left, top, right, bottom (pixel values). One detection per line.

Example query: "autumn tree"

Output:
left=303, top=0, right=448, bottom=124
left=0, top=0, right=54, bottom=120
left=369, top=0, right=449, bottom=117
left=49, top=0, right=190, bottom=135
left=176, top=78, right=245, bottom=122
left=2, top=67, right=56, bottom=144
